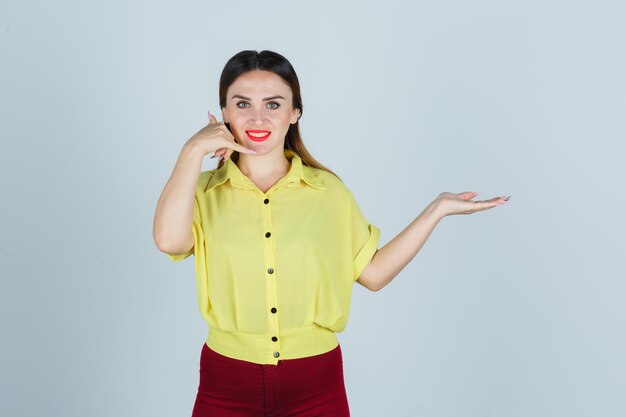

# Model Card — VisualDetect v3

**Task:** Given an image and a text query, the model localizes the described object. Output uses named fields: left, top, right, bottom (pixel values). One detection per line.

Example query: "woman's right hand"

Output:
left=186, top=112, right=256, bottom=160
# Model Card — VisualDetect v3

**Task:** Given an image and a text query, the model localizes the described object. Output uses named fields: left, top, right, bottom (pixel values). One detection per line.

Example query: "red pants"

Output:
left=191, top=342, right=351, bottom=417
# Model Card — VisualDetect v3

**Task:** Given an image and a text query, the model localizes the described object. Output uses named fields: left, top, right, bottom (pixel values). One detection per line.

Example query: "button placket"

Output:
left=262, top=193, right=281, bottom=364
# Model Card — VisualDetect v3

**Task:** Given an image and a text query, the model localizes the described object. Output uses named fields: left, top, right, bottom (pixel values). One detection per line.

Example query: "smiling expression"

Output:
left=222, top=70, right=301, bottom=153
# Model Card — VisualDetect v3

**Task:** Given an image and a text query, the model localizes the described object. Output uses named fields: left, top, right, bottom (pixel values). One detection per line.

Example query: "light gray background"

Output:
left=1, top=1, right=625, bottom=416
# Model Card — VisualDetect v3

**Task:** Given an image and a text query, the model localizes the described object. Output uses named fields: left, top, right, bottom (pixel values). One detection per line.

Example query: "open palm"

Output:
left=436, top=191, right=510, bottom=216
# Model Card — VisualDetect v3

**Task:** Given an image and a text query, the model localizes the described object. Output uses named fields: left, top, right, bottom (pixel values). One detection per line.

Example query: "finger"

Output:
left=484, top=195, right=507, bottom=203
left=459, top=191, right=479, bottom=200
left=481, top=197, right=508, bottom=209
left=471, top=201, right=498, bottom=212
left=225, top=140, right=256, bottom=160
left=208, top=111, right=218, bottom=125
left=473, top=198, right=495, bottom=207
left=217, top=136, right=256, bottom=155
left=210, top=148, right=227, bottom=159
left=494, top=195, right=511, bottom=205
left=217, top=124, right=236, bottom=141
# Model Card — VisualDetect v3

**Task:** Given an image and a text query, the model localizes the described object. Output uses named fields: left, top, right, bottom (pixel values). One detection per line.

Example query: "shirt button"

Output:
left=265, top=232, right=271, bottom=238
left=267, top=267, right=274, bottom=274
left=272, top=336, right=278, bottom=342
left=271, top=307, right=277, bottom=313
left=264, top=198, right=270, bottom=204
left=274, top=352, right=280, bottom=358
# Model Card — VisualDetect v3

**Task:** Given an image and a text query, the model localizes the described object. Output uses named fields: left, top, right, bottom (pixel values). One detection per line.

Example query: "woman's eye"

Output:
left=236, top=101, right=280, bottom=109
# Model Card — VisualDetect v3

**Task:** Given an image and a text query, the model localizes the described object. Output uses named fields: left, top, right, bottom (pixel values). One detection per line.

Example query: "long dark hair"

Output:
left=216, top=50, right=340, bottom=180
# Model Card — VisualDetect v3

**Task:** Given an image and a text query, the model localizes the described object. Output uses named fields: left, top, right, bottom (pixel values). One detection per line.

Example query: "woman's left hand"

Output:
left=433, top=192, right=510, bottom=218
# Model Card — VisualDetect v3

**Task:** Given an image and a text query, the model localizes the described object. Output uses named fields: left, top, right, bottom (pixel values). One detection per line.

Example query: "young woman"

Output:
left=153, top=50, right=510, bottom=417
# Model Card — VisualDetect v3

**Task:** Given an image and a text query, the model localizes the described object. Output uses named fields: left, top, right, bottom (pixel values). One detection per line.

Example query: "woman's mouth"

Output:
left=246, top=130, right=271, bottom=142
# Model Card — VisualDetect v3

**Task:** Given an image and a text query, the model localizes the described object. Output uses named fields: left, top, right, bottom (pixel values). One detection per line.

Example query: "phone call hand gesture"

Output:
left=188, top=111, right=256, bottom=161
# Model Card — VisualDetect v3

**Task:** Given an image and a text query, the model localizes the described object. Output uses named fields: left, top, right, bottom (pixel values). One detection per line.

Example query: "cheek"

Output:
left=276, top=112, right=294, bottom=126
left=228, top=118, right=245, bottom=135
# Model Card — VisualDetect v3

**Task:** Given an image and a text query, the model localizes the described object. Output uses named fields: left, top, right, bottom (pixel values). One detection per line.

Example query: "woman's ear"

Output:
left=290, top=108, right=301, bottom=124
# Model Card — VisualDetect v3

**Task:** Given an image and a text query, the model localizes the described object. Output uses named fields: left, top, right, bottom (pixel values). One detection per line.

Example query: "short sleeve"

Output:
left=166, top=195, right=201, bottom=262
left=348, top=191, right=381, bottom=282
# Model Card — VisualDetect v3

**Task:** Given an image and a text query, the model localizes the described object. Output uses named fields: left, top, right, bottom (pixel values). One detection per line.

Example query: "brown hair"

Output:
left=216, top=50, right=341, bottom=181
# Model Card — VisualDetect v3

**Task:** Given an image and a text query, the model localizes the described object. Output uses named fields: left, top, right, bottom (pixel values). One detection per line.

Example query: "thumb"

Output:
left=208, top=111, right=218, bottom=124
left=459, top=191, right=478, bottom=200
left=237, top=142, right=257, bottom=154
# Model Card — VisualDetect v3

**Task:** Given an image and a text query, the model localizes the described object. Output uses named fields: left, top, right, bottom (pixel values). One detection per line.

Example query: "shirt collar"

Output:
left=204, top=148, right=326, bottom=193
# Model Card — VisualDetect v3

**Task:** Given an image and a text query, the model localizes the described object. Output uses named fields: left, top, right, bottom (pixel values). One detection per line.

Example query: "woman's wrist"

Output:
left=428, top=197, right=447, bottom=222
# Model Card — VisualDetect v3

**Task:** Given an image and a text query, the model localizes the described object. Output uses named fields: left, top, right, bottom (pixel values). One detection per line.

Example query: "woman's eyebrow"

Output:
left=231, top=94, right=286, bottom=101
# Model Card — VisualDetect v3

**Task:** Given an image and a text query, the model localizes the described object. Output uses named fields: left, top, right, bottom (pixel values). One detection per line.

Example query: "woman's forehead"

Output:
left=229, top=71, right=291, bottom=96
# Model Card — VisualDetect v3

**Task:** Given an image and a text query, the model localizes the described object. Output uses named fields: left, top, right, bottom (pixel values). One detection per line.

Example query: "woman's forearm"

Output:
left=153, top=142, right=204, bottom=254
left=367, top=199, right=445, bottom=291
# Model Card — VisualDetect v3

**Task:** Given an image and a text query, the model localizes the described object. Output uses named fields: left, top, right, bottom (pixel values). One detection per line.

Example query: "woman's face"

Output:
left=222, top=70, right=300, bottom=155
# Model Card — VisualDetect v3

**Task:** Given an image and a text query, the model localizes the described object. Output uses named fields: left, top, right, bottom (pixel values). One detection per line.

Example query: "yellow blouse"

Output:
left=166, top=148, right=380, bottom=365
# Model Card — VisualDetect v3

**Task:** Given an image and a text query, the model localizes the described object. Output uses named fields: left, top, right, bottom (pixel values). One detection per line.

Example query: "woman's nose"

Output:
left=251, top=112, right=266, bottom=124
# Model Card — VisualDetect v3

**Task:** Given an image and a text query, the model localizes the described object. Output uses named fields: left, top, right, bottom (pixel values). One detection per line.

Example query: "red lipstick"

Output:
left=245, top=130, right=271, bottom=142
